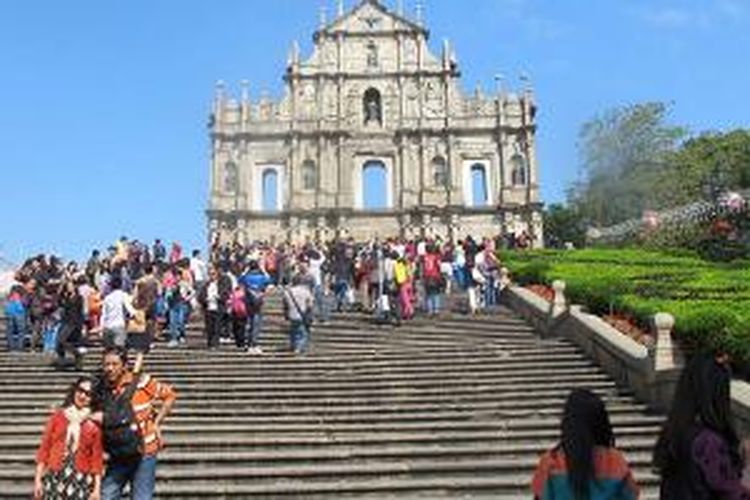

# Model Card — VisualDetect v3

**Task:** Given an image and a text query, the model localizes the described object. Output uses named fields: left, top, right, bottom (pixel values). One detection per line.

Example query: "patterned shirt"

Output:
left=531, top=446, right=639, bottom=499
left=111, top=371, right=176, bottom=457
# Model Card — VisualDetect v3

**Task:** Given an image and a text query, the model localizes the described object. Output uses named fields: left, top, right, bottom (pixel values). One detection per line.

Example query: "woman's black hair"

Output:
left=653, top=352, right=740, bottom=476
left=61, top=375, right=99, bottom=411
left=560, top=388, right=615, bottom=499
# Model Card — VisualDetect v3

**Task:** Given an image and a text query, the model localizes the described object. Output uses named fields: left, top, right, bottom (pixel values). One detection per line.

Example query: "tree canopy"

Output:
left=568, top=102, right=750, bottom=228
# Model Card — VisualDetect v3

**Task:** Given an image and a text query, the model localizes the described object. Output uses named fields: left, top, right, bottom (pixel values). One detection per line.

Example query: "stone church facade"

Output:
left=207, top=0, right=543, bottom=246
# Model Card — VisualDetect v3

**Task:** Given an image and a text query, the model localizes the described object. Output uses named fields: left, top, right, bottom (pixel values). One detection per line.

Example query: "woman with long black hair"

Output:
left=653, top=352, right=750, bottom=499
left=34, top=376, right=103, bottom=499
left=531, top=388, right=639, bottom=499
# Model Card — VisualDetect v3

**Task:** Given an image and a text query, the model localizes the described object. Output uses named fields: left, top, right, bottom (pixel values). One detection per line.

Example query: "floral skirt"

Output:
left=43, top=452, right=94, bottom=500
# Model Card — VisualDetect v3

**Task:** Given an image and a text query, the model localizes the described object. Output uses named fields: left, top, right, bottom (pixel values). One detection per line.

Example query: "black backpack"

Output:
left=103, top=380, right=142, bottom=461
left=244, top=286, right=264, bottom=312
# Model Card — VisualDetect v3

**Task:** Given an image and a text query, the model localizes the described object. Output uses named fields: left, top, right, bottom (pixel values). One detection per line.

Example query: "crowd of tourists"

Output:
left=3, top=234, right=514, bottom=361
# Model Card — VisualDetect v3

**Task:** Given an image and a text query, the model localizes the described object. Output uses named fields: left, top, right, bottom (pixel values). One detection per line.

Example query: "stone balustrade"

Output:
left=501, top=278, right=750, bottom=428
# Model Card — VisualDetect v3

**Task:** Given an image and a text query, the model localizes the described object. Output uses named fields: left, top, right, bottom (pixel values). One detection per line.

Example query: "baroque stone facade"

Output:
left=207, top=0, right=543, bottom=246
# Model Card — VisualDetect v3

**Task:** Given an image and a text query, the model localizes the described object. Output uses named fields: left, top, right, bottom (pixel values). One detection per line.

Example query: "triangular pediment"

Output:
left=322, top=0, right=427, bottom=37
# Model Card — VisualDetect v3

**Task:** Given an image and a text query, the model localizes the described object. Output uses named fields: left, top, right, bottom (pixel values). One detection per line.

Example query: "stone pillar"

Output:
left=503, top=211, right=515, bottom=237
left=499, top=267, right=511, bottom=289
left=653, top=313, right=682, bottom=371
left=531, top=209, right=544, bottom=249
left=316, top=215, right=327, bottom=243
left=208, top=219, right=220, bottom=248
left=336, top=214, right=348, bottom=239
left=237, top=219, right=248, bottom=246
left=551, top=280, right=567, bottom=317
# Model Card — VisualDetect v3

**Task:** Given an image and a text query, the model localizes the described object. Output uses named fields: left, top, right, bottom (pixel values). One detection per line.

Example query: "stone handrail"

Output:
left=501, top=273, right=750, bottom=430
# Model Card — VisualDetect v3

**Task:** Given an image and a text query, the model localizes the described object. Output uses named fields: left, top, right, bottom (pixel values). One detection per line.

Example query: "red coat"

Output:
left=36, top=409, right=104, bottom=475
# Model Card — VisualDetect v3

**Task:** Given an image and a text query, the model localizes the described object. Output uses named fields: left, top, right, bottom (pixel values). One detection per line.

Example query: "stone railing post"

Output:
left=499, top=267, right=511, bottom=290
left=652, top=312, right=682, bottom=371
left=551, top=280, right=567, bottom=317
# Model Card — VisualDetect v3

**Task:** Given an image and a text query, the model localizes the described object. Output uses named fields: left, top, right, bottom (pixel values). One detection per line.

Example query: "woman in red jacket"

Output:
left=34, top=376, right=103, bottom=500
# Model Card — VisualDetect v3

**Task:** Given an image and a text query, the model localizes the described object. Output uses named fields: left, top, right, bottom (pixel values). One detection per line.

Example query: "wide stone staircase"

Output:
left=0, top=297, right=662, bottom=498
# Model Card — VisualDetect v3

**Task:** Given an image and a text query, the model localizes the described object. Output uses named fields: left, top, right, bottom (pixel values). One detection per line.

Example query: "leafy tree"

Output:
left=572, top=102, right=687, bottom=226
left=543, top=203, right=586, bottom=249
left=661, top=129, right=750, bottom=207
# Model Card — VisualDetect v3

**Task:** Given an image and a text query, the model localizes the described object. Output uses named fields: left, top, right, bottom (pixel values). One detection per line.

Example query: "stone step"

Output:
left=0, top=384, right=627, bottom=408
left=0, top=368, right=613, bottom=392
left=0, top=415, right=664, bottom=437
left=0, top=470, right=660, bottom=498
left=0, top=360, right=601, bottom=378
left=0, top=394, right=647, bottom=417
left=0, top=436, right=654, bottom=458
left=0, top=408, right=657, bottom=435
left=0, top=451, right=657, bottom=475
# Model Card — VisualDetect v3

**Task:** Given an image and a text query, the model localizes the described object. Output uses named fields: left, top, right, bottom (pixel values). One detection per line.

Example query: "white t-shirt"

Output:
left=100, top=290, right=132, bottom=330
left=284, top=285, right=313, bottom=322
left=190, top=257, right=208, bottom=283
left=308, top=253, right=326, bottom=287
left=206, top=282, right=220, bottom=312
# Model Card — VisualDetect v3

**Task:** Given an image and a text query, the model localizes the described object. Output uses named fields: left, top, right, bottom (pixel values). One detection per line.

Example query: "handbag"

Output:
left=126, top=309, right=147, bottom=334
left=345, top=287, right=355, bottom=305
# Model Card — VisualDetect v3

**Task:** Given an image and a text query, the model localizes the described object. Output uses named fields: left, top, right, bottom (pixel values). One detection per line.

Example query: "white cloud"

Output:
left=481, top=0, right=570, bottom=42
left=637, top=1, right=745, bottom=30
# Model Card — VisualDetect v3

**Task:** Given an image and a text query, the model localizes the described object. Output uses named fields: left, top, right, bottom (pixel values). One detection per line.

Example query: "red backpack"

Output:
left=423, top=254, right=441, bottom=280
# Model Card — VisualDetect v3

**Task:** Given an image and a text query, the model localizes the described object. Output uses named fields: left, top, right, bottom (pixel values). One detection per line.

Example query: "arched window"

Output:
left=262, top=169, right=279, bottom=212
left=362, top=160, right=388, bottom=210
left=470, top=164, right=488, bottom=207
left=511, top=154, right=527, bottom=186
left=224, top=161, right=239, bottom=193
left=363, top=88, right=382, bottom=125
left=302, top=160, right=316, bottom=190
left=432, top=156, right=448, bottom=188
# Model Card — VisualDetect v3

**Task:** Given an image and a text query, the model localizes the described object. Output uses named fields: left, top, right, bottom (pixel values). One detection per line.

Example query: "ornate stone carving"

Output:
left=208, top=0, right=541, bottom=244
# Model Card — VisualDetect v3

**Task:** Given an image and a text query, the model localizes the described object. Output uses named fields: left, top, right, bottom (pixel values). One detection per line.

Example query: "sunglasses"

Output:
left=76, top=387, right=92, bottom=397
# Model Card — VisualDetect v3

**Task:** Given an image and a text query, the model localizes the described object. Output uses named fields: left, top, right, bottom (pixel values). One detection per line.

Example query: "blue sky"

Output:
left=0, top=0, right=747, bottom=264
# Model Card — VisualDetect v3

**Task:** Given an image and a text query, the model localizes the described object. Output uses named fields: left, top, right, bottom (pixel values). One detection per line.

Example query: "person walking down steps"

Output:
left=283, top=273, right=314, bottom=355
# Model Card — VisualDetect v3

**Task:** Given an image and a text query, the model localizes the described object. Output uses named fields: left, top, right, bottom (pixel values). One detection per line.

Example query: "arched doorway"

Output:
left=362, top=160, right=388, bottom=210
left=470, top=164, right=488, bottom=207
left=262, top=169, right=279, bottom=212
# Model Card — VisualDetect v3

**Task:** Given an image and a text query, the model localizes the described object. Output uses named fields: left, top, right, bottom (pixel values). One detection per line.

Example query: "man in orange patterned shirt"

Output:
left=99, top=347, right=176, bottom=500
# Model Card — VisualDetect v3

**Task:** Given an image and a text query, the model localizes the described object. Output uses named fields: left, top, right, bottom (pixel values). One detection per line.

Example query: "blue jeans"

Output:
left=313, top=284, right=330, bottom=321
left=333, top=280, right=349, bottom=312
left=289, top=320, right=309, bottom=353
left=102, top=455, right=157, bottom=500
left=426, top=293, right=441, bottom=314
left=484, top=276, right=497, bottom=307
left=244, top=312, right=263, bottom=348
left=6, top=314, right=27, bottom=351
left=168, top=303, right=187, bottom=342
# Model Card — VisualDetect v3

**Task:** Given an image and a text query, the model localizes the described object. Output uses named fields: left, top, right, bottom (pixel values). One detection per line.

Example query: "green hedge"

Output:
left=500, top=248, right=750, bottom=365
